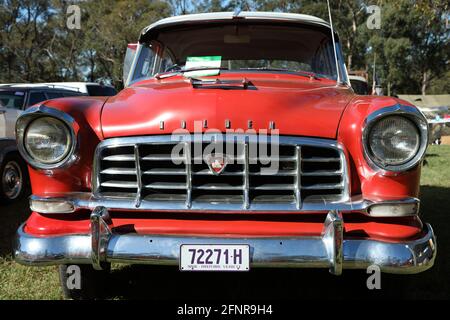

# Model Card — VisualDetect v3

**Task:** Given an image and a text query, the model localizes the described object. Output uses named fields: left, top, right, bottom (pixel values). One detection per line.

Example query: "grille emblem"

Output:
left=206, top=154, right=229, bottom=175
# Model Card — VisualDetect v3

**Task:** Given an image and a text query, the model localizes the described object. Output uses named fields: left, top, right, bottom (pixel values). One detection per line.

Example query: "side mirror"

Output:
left=123, top=43, right=138, bottom=86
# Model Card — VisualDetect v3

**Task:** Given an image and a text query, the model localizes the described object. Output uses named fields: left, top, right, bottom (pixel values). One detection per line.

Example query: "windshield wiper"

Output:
left=155, top=66, right=229, bottom=79
left=238, top=67, right=320, bottom=80
left=190, top=77, right=250, bottom=89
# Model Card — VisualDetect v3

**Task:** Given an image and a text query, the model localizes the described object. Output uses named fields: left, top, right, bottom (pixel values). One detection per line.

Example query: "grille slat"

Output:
left=302, top=157, right=340, bottom=162
left=250, top=170, right=296, bottom=176
left=301, top=183, right=344, bottom=190
left=194, top=184, right=244, bottom=190
left=95, top=136, right=348, bottom=210
left=101, top=181, right=138, bottom=188
left=142, top=155, right=184, bottom=161
left=101, top=168, right=137, bottom=175
left=250, top=156, right=296, bottom=162
left=102, top=155, right=135, bottom=161
left=145, top=182, right=186, bottom=190
left=301, top=170, right=342, bottom=176
left=252, top=184, right=294, bottom=190
left=143, top=169, right=186, bottom=175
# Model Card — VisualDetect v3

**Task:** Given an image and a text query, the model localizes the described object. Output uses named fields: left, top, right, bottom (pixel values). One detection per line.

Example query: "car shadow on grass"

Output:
left=102, top=185, right=449, bottom=300
left=0, top=199, right=30, bottom=257
left=105, top=265, right=443, bottom=300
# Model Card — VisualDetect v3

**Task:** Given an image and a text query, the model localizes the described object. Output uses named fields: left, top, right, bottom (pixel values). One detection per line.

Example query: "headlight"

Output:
left=363, top=105, right=428, bottom=172
left=368, top=116, right=419, bottom=165
left=16, top=106, right=78, bottom=169
left=24, top=117, right=72, bottom=164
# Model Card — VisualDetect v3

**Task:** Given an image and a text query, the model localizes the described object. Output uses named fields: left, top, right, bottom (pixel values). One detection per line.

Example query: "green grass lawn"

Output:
left=0, top=258, right=62, bottom=299
left=421, top=145, right=450, bottom=187
left=0, top=145, right=449, bottom=300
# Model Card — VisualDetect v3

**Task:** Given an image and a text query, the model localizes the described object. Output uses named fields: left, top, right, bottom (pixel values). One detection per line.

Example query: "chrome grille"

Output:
left=94, top=135, right=349, bottom=211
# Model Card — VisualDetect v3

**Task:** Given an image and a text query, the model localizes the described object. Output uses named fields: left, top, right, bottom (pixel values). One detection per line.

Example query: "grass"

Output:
left=0, top=257, right=62, bottom=299
left=0, top=145, right=449, bottom=300
left=421, top=145, right=450, bottom=187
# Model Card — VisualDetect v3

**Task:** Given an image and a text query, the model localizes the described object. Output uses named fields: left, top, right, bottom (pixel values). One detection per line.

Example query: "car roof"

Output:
left=0, top=82, right=116, bottom=94
left=348, top=75, right=367, bottom=83
left=0, top=83, right=82, bottom=91
left=41, top=82, right=115, bottom=94
left=140, top=11, right=331, bottom=42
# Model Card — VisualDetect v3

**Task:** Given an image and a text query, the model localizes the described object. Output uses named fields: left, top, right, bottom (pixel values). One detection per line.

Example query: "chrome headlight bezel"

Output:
left=362, top=105, right=428, bottom=172
left=16, top=105, right=78, bottom=170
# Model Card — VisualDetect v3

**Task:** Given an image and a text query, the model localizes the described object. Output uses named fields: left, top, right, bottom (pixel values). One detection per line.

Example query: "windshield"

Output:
left=131, top=23, right=347, bottom=83
left=0, top=91, right=25, bottom=109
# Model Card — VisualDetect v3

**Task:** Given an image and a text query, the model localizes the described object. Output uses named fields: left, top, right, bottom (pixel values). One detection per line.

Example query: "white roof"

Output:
left=348, top=75, right=367, bottom=83
left=0, top=82, right=114, bottom=94
left=0, top=83, right=85, bottom=91
left=141, top=11, right=330, bottom=39
left=42, top=82, right=114, bottom=93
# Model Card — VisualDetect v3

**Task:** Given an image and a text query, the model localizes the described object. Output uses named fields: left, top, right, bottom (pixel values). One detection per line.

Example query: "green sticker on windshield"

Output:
left=185, top=56, right=222, bottom=77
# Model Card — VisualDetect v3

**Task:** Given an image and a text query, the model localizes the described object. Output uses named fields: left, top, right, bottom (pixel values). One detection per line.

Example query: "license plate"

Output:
left=180, top=244, right=250, bottom=272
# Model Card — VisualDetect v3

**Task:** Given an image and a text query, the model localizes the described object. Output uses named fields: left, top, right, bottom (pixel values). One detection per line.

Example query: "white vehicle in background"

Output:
left=0, top=82, right=118, bottom=203
left=42, top=82, right=117, bottom=96
left=398, top=95, right=450, bottom=145
left=421, top=107, right=450, bottom=145
left=0, top=84, right=88, bottom=202
left=348, top=74, right=369, bottom=95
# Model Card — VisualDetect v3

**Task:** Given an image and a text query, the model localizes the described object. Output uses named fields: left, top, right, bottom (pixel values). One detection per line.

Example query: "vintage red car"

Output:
left=14, top=12, right=436, bottom=299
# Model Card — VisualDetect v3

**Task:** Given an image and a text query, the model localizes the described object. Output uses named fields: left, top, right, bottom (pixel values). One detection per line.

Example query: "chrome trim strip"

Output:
left=134, top=145, right=143, bottom=208
left=362, top=104, right=429, bottom=173
left=243, top=141, right=250, bottom=209
left=14, top=217, right=436, bottom=275
left=295, top=145, right=302, bottom=209
left=185, top=142, right=192, bottom=208
left=28, top=193, right=421, bottom=215
left=125, top=43, right=142, bottom=87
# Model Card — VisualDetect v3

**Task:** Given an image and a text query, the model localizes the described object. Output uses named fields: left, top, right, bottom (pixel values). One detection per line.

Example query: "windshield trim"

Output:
left=139, top=13, right=331, bottom=43
left=127, top=22, right=350, bottom=87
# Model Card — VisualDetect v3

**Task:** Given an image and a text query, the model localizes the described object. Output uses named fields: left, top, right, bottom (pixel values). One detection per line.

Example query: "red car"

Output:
left=14, top=12, right=436, bottom=299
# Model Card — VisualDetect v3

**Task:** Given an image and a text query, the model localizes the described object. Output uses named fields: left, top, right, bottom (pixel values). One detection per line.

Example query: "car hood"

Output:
left=101, top=75, right=354, bottom=139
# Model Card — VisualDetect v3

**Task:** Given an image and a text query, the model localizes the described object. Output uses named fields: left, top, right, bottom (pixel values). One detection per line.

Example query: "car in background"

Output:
left=42, top=82, right=117, bottom=96
left=397, top=95, right=450, bottom=145
left=348, top=74, right=369, bottom=95
left=421, top=106, right=450, bottom=144
left=0, top=84, right=86, bottom=203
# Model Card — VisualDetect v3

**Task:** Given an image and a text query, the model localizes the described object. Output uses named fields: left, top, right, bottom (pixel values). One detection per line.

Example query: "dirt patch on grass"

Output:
left=442, top=135, right=450, bottom=145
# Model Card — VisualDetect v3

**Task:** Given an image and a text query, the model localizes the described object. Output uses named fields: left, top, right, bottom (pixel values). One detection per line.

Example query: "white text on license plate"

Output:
left=180, top=244, right=250, bottom=272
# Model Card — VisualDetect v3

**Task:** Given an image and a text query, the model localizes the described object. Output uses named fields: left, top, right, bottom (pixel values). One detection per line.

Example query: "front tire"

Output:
left=0, top=154, right=29, bottom=203
left=59, top=264, right=110, bottom=300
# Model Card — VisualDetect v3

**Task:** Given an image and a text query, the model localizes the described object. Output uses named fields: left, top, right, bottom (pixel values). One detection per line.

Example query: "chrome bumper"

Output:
left=14, top=208, right=436, bottom=275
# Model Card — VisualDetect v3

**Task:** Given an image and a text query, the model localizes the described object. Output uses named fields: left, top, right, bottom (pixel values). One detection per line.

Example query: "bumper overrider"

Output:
left=14, top=207, right=436, bottom=275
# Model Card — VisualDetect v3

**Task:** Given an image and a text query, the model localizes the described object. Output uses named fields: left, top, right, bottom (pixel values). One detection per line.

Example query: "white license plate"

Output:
left=180, top=244, right=250, bottom=272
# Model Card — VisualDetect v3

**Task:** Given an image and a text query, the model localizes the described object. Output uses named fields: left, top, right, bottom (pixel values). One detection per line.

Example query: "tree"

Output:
left=364, top=0, right=449, bottom=95
left=78, top=0, right=171, bottom=87
left=0, top=0, right=448, bottom=94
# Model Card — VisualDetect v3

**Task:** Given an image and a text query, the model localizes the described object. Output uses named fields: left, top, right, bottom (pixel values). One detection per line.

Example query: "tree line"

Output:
left=1, top=0, right=448, bottom=95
